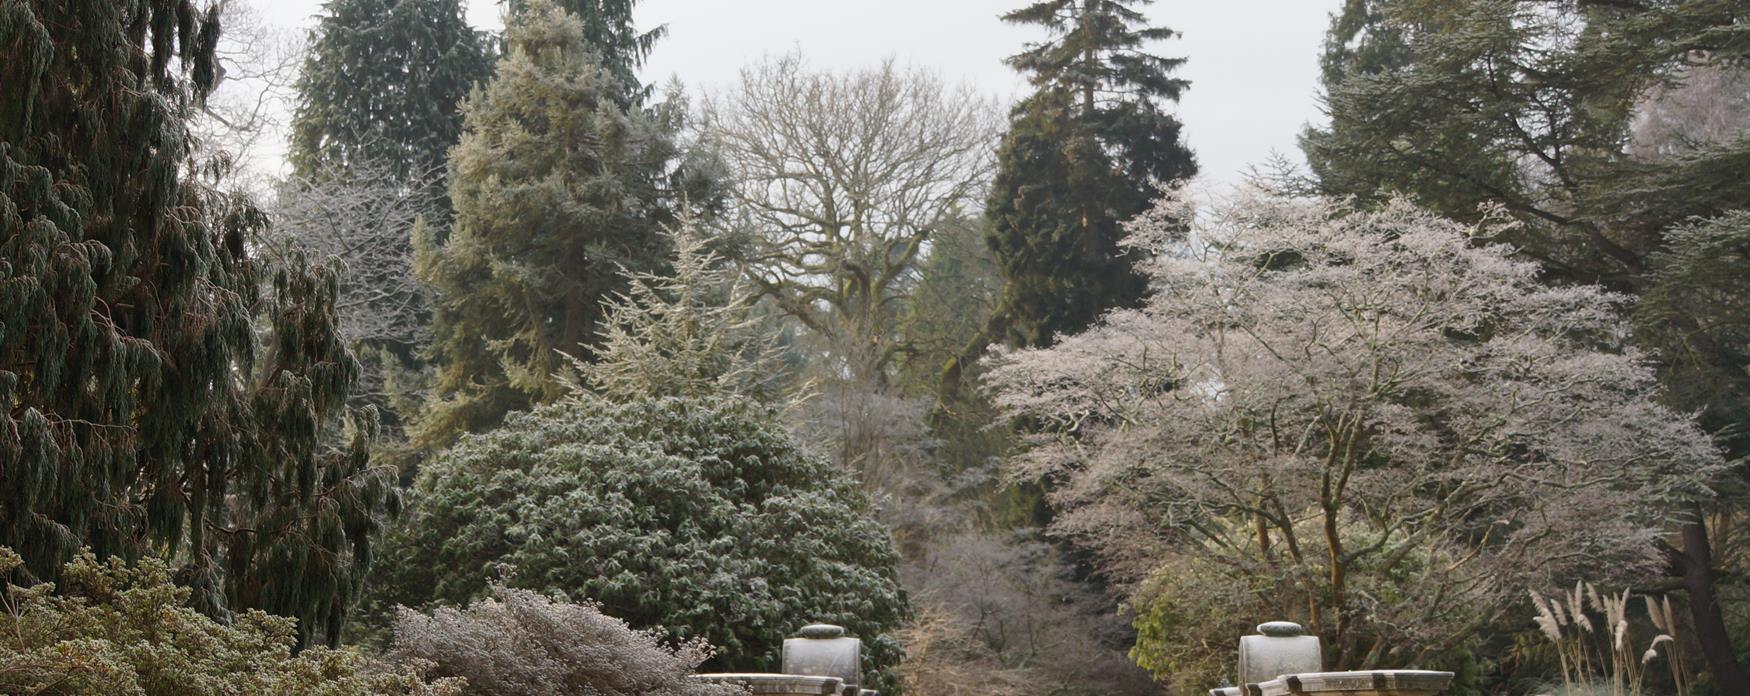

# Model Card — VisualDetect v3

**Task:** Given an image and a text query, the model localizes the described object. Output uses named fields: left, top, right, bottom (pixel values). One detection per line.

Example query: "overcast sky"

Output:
left=256, top=0, right=1342, bottom=187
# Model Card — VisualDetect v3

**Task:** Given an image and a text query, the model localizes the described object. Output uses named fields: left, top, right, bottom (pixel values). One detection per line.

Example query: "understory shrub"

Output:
left=0, top=547, right=460, bottom=696
left=391, top=584, right=741, bottom=696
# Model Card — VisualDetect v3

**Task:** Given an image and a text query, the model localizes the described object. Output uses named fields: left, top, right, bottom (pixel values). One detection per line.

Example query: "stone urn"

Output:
left=1238, top=621, right=1323, bottom=685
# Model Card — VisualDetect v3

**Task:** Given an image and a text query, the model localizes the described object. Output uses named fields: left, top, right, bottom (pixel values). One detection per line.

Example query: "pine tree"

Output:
left=1, top=0, right=397, bottom=647
left=289, top=0, right=492, bottom=194
left=984, top=0, right=1197, bottom=349
left=411, top=0, right=703, bottom=450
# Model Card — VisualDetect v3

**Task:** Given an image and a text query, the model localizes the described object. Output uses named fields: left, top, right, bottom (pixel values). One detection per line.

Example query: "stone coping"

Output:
left=691, top=673, right=845, bottom=695
left=1253, top=670, right=1455, bottom=696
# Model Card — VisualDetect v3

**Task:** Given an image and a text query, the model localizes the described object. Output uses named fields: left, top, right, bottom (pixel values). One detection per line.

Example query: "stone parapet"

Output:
left=692, top=673, right=845, bottom=695
left=1253, top=669, right=1454, bottom=696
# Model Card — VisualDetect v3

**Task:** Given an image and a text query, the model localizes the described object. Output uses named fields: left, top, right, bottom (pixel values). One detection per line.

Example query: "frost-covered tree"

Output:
left=392, top=584, right=739, bottom=696
left=268, top=158, right=444, bottom=436
left=1302, top=4, right=1750, bottom=684
left=412, top=0, right=712, bottom=451
left=986, top=192, right=1723, bottom=680
left=505, top=0, right=664, bottom=104
left=369, top=395, right=908, bottom=691
left=563, top=220, right=786, bottom=404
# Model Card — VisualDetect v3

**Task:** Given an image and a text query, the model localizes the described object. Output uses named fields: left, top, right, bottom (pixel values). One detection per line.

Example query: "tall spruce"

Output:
left=411, top=0, right=705, bottom=450
left=289, top=0, right=492, bottom=195
left=1300, top=1, right=1750, bottom=688
left=938, top=0, right=1195, bottom=404
left=1, top=0, right=397, bottom=646
left=985, top=0, right=1197, bottom=349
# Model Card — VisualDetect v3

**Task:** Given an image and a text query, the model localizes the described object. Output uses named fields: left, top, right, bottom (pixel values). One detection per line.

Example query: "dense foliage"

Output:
left=370, top=394, right=909, bottom=690
left=411, top=0, right=711, bottom=451
left=289, top=0, right=491, bottom=194
left=980, top=0, right=1197, bottom=350
left=392, top=584, right=739, bottom=696
left=1, top=0, right=395, bottom=646
left=0, top=548, right=461, bottom=696
left=987, top=192, right=1723, bottom=688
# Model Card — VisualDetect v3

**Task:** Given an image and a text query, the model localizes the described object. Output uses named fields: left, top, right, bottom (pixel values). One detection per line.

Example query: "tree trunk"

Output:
left=1680, top=516, right=1748, bottom=695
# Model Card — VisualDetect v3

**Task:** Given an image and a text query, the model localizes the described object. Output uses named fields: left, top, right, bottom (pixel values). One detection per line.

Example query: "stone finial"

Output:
left=798, top=624, right=847, bottom=639
left=1257, top=621, right=1305, bottom=637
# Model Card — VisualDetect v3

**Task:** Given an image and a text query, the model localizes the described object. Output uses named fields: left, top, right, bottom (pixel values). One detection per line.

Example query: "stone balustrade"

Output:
left=1210, top=622, right=1453, bottom=696
left=690, top=673, right=846, bottom=695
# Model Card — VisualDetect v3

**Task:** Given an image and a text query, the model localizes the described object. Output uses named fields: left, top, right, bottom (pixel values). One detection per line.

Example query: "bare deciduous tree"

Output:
left=987, top=191, right=1723, bottom=675
left=266, top=158, right=443, bottom=408
left=703, top=53, right=1001, bottom=386
left=192, top=0, right=305, bottom=194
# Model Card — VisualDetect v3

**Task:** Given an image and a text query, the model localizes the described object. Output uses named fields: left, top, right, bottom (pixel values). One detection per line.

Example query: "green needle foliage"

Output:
left=289, top=0, right=493, bottom=197
left=2, top=0, right=398, bottom=647
left=369, top=395, right=909, bottom=692
left=411, top=0, right=711, bottom=452
left=984, top=0, right=1197, bottom=349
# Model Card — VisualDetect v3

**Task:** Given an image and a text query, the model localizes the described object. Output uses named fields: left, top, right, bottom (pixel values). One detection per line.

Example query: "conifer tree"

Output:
left=411, top=0, right=704, bottom=449
left=289, top=0, right=492, bottom=194
left=507, top=0, right=664, bottom=102
left=1, top=0, right=397, bottom=646
left=984, top=0, right=1197, bottom=349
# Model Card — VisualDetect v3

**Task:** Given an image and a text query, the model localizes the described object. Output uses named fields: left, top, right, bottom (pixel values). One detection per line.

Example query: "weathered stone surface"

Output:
left=1237, top=621, right=1322, bottom=685
left=691, top=673, right=845, bottom=695
left=797, top=624, right=846, bottom=639
left=1253, top=669, right=1454, bottom=696
left=783, top=623, right=862, bottom=689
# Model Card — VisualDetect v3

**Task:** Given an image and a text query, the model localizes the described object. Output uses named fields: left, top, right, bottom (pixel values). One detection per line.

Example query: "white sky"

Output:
left=254, top=0, right=1342, bottom=187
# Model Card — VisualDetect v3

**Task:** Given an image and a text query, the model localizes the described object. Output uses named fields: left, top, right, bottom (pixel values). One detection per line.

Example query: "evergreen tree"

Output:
left=411, top=0, right=706, bottom=450
left=289, top=0, right=492, bottom=195
left=984, top=0, right=1197, bottom=350
left=1, top=0, right=397, bottom=646
left=506, top=0, right=665, bottom=102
